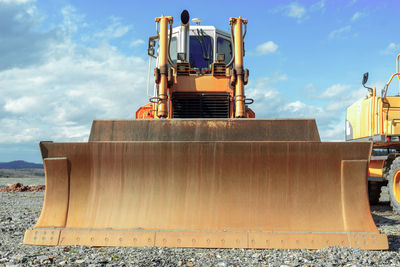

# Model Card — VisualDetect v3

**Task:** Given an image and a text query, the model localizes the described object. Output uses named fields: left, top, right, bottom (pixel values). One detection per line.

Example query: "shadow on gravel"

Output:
left=387, top=235, right=400, bottom=251
left=371, top=203, right=400, bottom=251
left=371, top=204, right=398, bottom=226
left=371, top=213, right=398, bottom=226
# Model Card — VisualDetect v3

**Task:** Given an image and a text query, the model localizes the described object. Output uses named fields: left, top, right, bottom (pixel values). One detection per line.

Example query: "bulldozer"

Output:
left=24, top=10, right=388, bottom=250
left=346, top=54, right=400, bottom=213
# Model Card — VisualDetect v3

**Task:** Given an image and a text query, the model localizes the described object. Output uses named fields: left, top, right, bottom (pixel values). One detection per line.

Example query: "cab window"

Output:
left=170, top=37, right=177, bottom=64
left=217, top=37, right=232, bottom=64
left=189, top=35, right=213, bottom=70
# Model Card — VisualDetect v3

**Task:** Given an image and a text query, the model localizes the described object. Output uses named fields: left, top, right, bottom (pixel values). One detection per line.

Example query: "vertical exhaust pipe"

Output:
left=230, top=17, right=247, bottom=118
left=178, top=10, right=190, bottom=62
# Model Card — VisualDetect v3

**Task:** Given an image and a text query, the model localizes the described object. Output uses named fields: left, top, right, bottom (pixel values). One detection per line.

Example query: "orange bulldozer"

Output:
left=24, top=10, right=388, bottom=250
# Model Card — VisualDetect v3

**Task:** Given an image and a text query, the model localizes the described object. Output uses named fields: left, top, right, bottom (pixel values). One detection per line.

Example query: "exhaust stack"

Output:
left=178, top=10, right=190, bottom=63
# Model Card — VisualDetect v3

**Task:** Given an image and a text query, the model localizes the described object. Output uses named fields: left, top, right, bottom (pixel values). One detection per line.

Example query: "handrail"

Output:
left=382, top=72, right=400, bottom=99
left=386, top=72, right=400, bottom=87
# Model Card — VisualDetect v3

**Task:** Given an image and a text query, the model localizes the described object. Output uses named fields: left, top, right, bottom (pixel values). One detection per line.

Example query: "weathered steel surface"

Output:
left=24, top=141, right=388, bottom=249
left=88, top=119, right=321, bottom=142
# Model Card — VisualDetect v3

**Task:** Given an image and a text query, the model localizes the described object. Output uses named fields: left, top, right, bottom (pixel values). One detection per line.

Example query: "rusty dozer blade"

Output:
left=24, top=119, right=388, bottom=249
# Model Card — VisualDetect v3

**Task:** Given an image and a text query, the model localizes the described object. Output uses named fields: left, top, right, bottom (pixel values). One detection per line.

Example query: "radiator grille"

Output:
left=172, top=93, right=230, bottom=118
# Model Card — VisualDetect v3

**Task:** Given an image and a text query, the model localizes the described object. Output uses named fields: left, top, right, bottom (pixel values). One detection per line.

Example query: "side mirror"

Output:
left=362, top=72, right=369, bottom=86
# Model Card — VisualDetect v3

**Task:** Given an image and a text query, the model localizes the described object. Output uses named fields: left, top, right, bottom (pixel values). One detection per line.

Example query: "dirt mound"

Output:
left=0, top=183, right=45, bottom=192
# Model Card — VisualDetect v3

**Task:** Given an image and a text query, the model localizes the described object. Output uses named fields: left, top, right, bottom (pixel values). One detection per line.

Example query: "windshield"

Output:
left=189, top=35, right=213, bottom=70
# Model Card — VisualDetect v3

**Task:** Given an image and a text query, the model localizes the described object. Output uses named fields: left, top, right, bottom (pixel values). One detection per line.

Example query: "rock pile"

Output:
left=0, top=183, right=45, bottom=192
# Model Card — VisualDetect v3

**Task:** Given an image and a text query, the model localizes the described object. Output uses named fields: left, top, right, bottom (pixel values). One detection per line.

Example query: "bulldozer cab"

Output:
left=149, top=23, right=233, bottom=70
left=143, top=12, right=252, bottom=120
left=170, top=26, right=232, bottom=69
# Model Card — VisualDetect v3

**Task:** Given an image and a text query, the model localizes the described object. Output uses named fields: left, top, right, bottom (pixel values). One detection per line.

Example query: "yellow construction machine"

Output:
left=346, top=54, right=400, bottom=213
left=24, top=11, right=388, bottom=250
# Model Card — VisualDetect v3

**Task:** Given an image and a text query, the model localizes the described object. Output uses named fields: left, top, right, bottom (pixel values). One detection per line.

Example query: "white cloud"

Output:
left=320, top=84, right=350, bottom=98
left=4, top=96, right=39, bottom=114
left=276, top=1, right=326, bottom=23
left=246, top=74, right=323, bottom=120
left=283, top=100, right=323, bottom=115
left=322, top=85, right=365, bottom=112
left=130, top=39, right=145, bottom=47
left=328, top=11, right=365, bottom=40
left=256, top=41, right=278, bottom=55
left=381, top=43, right=400, bottom=55
left=285, top=101, right=306, bottom=112
left=329, top=25, right=352, bottom=39
left=0, top=0, right=34, bottom=4
left=59, top=5, right=88, bottom=38
left=0, top=2, right=148, bottom=146
left=95, top=16, right=132, bottom=39
left=246, top=75, right=370, bottom=141
left=284, top=2, right=306, bottom=19
left=0, top=0, right=60, bottom=71
left=351, top=11, right=364, bottom=22
left=319, top=122, right=345, bottom=141
left=310, top=0, right=326, bottom=12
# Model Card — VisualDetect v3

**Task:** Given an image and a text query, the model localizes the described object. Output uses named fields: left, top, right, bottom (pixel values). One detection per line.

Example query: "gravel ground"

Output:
left=0, top=189, right=400, bottom=266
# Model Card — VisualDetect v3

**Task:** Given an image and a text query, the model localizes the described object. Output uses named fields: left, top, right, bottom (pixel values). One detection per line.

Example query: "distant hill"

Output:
left=0, top=160, right=43, bottom=169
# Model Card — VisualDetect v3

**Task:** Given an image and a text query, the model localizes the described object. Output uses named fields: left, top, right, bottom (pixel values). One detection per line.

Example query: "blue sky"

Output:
left=1, top=0, right=400, bottom=163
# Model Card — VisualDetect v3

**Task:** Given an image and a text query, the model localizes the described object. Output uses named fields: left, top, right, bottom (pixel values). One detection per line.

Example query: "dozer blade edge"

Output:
left=24, top=138, right=388, bottom=249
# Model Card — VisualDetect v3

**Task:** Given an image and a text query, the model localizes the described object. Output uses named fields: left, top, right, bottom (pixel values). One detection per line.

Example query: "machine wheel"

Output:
left=368, top=181, right=382, bottom=205
left=388, top=157, right=400, bottom=213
